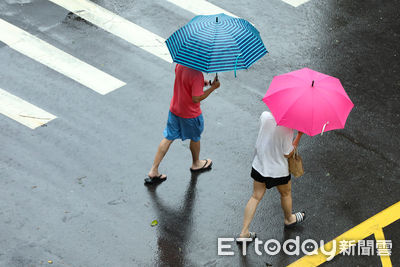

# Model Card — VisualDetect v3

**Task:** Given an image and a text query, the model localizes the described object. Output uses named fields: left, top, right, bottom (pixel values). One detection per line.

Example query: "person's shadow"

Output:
left=146, top=171, right=206, bottom=266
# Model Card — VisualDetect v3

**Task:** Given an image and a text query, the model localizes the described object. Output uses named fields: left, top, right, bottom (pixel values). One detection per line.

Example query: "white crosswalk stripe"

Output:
left=280, top=0, right=312, bottom=7
left=48, top=0, right=172, bottom=63
left=166, top=0, right=238, bottom=17
left=0, top=18, right=126, bottom=95
left=0, top=88, right=57, bottom=129
left=0, top=0, right=262, bottom=129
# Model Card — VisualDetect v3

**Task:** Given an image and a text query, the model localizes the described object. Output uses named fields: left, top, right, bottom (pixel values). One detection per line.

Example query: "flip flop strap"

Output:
left=202, top=159, right=208, bottom=169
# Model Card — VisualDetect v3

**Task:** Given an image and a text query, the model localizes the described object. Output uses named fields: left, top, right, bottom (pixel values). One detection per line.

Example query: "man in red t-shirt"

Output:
left=145, top=64, right=220, bottom=184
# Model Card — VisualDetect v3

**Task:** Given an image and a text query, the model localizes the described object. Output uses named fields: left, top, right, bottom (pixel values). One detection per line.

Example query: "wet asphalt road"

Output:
left=1, top=0, right=399, bottom=266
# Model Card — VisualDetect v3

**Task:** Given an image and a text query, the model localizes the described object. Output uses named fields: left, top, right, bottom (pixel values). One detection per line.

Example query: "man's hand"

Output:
left=192, top=76, right=220, bottom=103
left=211, top=76, right=220, bottom=89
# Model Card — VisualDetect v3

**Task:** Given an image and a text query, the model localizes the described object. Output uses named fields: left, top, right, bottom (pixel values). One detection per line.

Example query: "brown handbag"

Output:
left=288, top=148, right=304, bottom=178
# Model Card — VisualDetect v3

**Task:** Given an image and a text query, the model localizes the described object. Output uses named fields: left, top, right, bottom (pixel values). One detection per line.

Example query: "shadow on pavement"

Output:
left=146, top=171, right=208, bottom=266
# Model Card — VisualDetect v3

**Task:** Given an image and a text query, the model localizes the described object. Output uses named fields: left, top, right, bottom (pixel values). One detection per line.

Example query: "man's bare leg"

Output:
left=148, top=138, right=173, bottom=178
left=189, top=140, right=212, bottom=170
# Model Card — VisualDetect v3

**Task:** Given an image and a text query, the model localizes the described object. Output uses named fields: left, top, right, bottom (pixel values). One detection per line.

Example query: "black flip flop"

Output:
left=190, top=159, right=212, bottom=173
left=284, top=211, right=306, bottom=229
left=144, top=174, right=167, bottom=185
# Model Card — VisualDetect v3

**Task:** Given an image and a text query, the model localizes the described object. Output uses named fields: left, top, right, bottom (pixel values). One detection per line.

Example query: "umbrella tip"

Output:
left=312, top=80, right=314, bottom=87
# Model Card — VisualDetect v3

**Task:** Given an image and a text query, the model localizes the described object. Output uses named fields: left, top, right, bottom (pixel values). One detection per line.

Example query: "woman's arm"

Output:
left=292, top=131, right=303, bottom=149
left=284, top=131, right=303, bottom=158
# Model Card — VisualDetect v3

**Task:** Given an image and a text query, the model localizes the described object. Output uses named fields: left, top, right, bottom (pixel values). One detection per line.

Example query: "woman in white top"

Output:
left=238, top=111, right=305, bottom=240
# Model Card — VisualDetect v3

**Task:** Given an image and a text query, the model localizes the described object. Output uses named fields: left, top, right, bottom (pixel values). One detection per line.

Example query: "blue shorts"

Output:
left=163, top=111, right=204, bottom=142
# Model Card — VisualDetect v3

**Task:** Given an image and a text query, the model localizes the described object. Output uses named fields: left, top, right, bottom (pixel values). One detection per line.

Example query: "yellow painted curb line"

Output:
left=288, top=201, right=400, bottom=267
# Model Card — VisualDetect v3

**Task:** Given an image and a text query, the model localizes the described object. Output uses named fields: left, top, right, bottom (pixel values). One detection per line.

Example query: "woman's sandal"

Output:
left=284, top=211, right=306, bottom=229
left=236, top=232, right=257, bottom=244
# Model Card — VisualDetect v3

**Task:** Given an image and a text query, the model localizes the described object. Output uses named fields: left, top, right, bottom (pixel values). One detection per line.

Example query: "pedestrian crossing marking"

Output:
left=280, top=0, right=312, bottom=7
left=0, top=18, right=126, bottom=95
left=288, top=201, right=399, bottom=266
left=166, top=0, right=238, bottom=17
left=0, top=88, right=57, bottom=129
left=48, top=0, right=172, bottom=63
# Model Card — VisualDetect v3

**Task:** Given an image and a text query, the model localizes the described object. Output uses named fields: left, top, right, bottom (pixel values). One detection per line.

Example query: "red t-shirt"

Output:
left=169, top=64, right=204, bottom=118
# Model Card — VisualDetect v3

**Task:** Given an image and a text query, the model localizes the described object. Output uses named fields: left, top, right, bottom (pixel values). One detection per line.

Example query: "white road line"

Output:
left=166, top=0, right=238, bottom=17
left=0, top=19, right=126, bottom=95
left=48, top=0, right=172, bottom=63
left=280, top=0, right=311, bottom=7
left=0, top=88, right=57, bottom=129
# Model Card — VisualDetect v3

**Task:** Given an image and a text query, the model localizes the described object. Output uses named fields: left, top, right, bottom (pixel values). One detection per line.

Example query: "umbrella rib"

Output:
left=233, top=33, right=256, bottom=62
left=208, top=22, right=218, bottom=72
left=265, top=86, right=305, bottom=99
left=318, top=84, right=353, bottom=101
left=276, top=93, right=310, bottom=133
left=281, top=73, right=308, bottom=84
left=270, top=87, right=309, bottom=124
left=317, top=89, right=352, bottom=128
left=317, top=82, right=352, bottom=100
left=171, top=22, right=211, bottom=67
left=223, top=22, right=265, bottom=68
left=210, top=23, right=242, bottom=71
left=311, top=87, right=314, bottom=135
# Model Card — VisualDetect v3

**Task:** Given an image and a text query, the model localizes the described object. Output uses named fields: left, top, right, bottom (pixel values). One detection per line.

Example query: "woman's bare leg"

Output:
left=276, top=181, right=296, bottom=224
left=239, top=180, right=266, bottom=237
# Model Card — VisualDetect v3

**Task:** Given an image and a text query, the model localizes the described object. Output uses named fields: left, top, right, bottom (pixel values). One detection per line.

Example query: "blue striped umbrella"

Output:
left=165, top=13, right=268, bottom=75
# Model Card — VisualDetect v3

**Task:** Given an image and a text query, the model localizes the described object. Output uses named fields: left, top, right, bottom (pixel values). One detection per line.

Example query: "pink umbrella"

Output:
left=263, top=68, right=354, bottom=136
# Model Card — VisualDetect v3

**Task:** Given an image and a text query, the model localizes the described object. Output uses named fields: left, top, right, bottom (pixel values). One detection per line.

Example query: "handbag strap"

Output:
left=293, top=147, right=299, bottom=158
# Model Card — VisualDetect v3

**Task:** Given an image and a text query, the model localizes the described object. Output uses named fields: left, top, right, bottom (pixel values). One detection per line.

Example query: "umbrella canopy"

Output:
left=263, top=68, right=354, bottom=136
left=165, top=13, right=267, bottom=74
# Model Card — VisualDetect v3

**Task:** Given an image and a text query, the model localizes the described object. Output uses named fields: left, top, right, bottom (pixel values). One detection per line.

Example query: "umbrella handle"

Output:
left=209, top=74, right=218, bottom=86
left=321, top=121, right=329, bottom=136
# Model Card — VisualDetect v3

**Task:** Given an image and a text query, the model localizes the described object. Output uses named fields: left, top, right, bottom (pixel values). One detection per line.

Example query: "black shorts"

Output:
left=251, top=167, right=291, bottom=189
